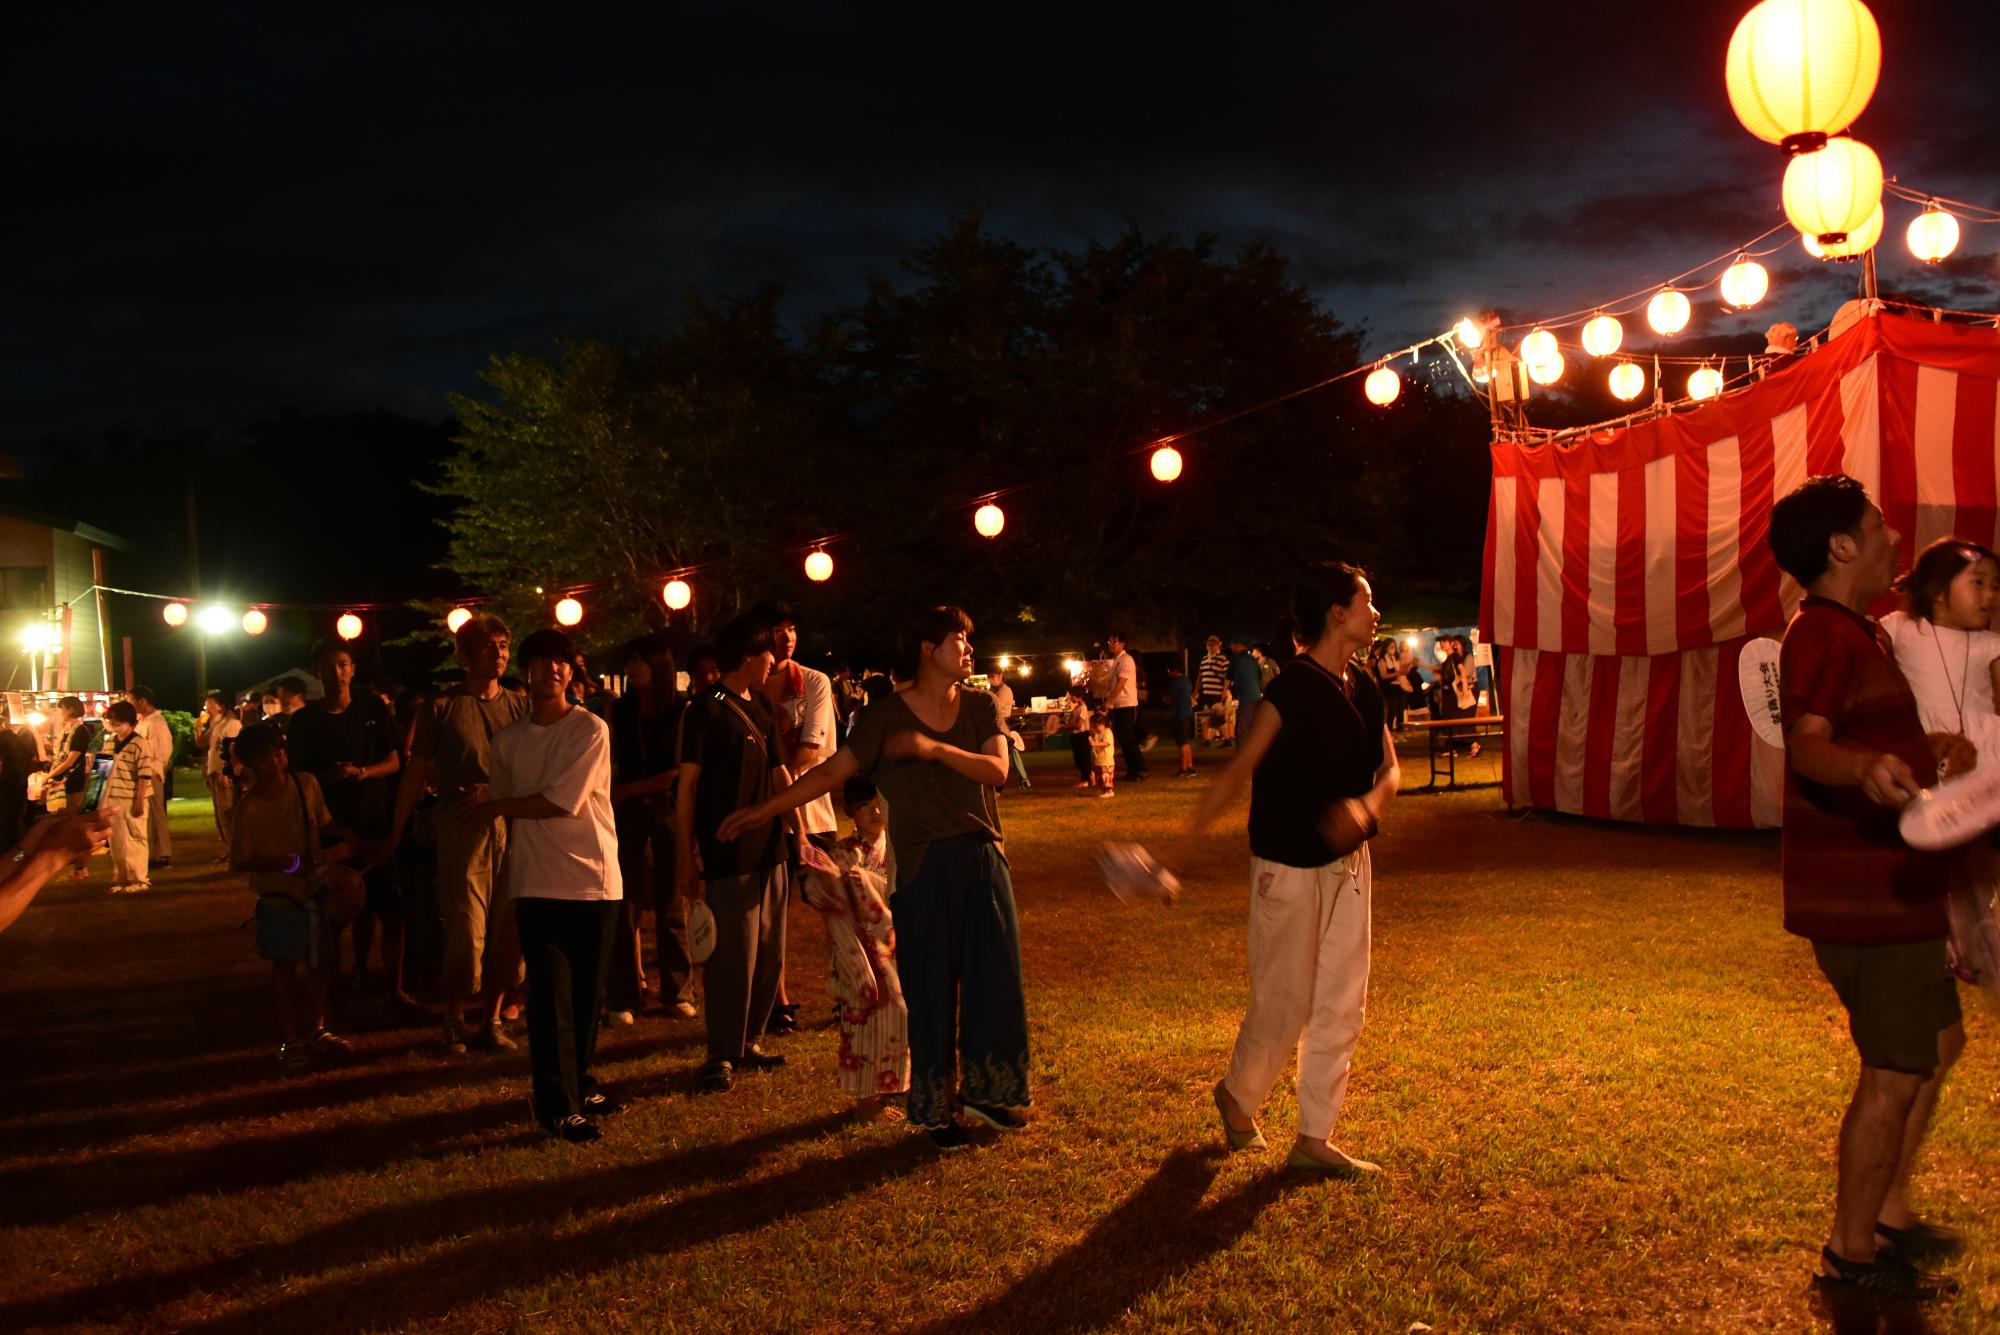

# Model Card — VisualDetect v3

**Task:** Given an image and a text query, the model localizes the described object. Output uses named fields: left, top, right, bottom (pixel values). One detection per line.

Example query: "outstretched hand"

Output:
left=18, top=812, right=110, bottom=870
left=716, top=804, right=769, bottom=843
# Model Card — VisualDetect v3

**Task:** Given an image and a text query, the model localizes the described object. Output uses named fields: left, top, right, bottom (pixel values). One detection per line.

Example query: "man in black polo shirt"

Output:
left=287, top=640, right=406, bottom=1008
left=676, top=614, right=791, bottom=1093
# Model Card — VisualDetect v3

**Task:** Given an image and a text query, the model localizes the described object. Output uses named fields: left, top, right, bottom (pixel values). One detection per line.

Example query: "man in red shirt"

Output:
left=1769, top=474, right=1966, bottom=1302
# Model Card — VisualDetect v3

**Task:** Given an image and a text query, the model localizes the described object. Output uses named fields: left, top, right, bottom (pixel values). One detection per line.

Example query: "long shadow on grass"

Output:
left=1814, top=1289, right=1936, bottom=1335
left=0, top=1108, right=855, bottom=1328
left=0, top=1095, right=540, bottom=1226
left=904, top=1147, right=1302, bottom=1335
left=0, top=1029, right=702, bottom=1156
left=174, top=1123, right=928, bottom=1335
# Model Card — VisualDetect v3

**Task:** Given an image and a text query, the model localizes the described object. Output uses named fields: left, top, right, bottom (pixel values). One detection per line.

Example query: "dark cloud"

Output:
left=12, top=2, right=2000, bottom=438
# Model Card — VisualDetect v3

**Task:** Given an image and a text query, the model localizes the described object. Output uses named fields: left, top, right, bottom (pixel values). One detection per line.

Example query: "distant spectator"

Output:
left=989, top=675, right=1031, bottom=791
left=102, top=701, right=152, bottom=892
left=607, top=632, right=693, bottom=1024
left=1196, top=635, right=1229, bottom=744
left=1105, top=631, right=1146, bottom=783
left=46, top=697, right=99, bottom=812
left=391, top=614, right=528, bottom=1056
left=273, top=677, right=311, bottom=721
left=1227, top=634, right=1264, bottom=744
left=1168, top=661, right=1196, bottom=778
left=288, top=640, right=406, bottom=1011
left=129, top=686, right=173, bottom=868
left=197, top=690, right=243, bottom=857
left=231, top=722, right=366, bottom=1075
left=0, top=702, right=34, bottom=849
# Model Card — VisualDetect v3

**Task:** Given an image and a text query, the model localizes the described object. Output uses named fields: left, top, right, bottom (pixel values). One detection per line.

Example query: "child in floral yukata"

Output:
left=798, top=777, right=910, bottom=1121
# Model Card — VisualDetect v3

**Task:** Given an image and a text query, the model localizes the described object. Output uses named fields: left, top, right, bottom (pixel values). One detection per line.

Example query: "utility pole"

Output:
left=187, top=479, right=205, bottom=700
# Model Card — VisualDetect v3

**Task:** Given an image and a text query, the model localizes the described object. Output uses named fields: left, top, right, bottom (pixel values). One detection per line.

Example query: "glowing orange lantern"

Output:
left=1725, top=0, right=1881, bottom=150
left=1804, top=202, right=1882, bottom=259
left=1149, top=445, right=1183, bottom=482
left=974, top=504, right=1005, bottom=538
left=1608, top=361, right=1646, bottom=402
left=336, top=613, right=363, bottom=641
left=805, top=549, right=833, bottom=582
left=1528, top=354, right=1564, bottom=386
left=1720, top=257, right=1770, bottom=309
left=1520, top=328, right=1558, bottom=367
left=1647, top=288, right=1691, bottom=336
left=163, top=602, right=188, bottom=628
left=1364, top=367, right=1401, bottom=406
left=554, top=597, right=583, bottom=627
left=663, top=579, right=692, bottom=611
left=241, top=609, right=268, bottom=636
left=1783, top=136, right=1882, bottom=243
left=1688, top=365, right=1725, bottom=401
left=1580, top=314, right=1623, bottom=358
left=446, top=607, right=473, bottom=633
left=1907, top=206, right=1960, bottom=264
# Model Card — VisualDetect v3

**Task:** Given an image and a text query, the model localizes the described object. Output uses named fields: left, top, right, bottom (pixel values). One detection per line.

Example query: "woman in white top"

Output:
left=1881, top=539, right=2000, bottom=766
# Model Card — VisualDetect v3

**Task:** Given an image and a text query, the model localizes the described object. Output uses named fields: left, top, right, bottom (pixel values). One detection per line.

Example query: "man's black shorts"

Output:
left=1812, top=936, right=1961, bottom=1072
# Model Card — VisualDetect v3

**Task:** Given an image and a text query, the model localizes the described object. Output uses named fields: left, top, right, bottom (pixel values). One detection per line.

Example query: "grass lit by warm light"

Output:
left=1, top=742, right=1995, bottom=1333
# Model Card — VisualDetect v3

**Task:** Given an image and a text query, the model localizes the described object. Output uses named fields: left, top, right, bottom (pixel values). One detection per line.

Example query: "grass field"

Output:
left=1, top=742, right=1995, bottom=1333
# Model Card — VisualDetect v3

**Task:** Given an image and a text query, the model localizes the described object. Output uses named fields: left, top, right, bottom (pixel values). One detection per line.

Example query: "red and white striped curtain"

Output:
left=1481, top=311, right=2000, bottom=828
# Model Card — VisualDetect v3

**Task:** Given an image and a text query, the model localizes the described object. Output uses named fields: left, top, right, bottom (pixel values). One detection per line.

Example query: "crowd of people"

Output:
left=0, top=483, right=1986, bottom=1303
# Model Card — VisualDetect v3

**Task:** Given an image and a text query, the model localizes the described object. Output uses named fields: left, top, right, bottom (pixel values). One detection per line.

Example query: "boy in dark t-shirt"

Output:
left=675, top=614, right=790, bottom=1093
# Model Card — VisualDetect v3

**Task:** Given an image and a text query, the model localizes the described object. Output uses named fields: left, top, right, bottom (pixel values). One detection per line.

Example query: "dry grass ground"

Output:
left=1, top=742, right=1995, bottom=1333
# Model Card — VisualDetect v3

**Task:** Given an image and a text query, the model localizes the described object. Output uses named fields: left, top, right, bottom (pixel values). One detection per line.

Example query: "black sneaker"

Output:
left=961, top=1101, right=1029, bottom=1132
left=581, top=1089, right=628, bottom=1118
left=737, top=1045, right=787, bottom=1071
left=696, top=1060, right=734, bottom=1093
left=552, top=1114, right=602, bottom=1144
left=925, top=1123, right=971, bottom=1152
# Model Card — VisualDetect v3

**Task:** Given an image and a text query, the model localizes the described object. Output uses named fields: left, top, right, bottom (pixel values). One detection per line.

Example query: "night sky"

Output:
left=13, top=2, right=2000, bottom=443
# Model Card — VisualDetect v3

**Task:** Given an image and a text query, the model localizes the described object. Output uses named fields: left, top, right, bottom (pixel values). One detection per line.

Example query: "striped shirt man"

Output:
left=1196, top=643, right=1229, bottom=705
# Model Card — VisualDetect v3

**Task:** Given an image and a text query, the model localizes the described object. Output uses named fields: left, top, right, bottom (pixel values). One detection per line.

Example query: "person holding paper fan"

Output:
left=1170, top=561, right=1399, bottom=1176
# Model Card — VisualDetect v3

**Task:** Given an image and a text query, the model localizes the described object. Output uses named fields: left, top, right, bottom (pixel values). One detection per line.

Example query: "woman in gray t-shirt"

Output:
left=718, top=605, right=1031, bottom=1151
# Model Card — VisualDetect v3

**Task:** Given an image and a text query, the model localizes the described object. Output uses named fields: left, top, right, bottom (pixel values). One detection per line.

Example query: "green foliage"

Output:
left=435, top=214, right=1491, bottom=656
left=159, top=709, right=197, bottom=768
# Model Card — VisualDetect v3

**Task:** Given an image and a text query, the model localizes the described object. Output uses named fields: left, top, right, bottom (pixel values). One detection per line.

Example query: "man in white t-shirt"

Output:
left=130, top=686, right=174, bottom=865
left=754, top=600, right=837, bottom=1037
left=196, top=690, right=243, bottom=858
left=1106, top=631, right=1146, bottom=783
left=475, top=628, right=624, bottom=1144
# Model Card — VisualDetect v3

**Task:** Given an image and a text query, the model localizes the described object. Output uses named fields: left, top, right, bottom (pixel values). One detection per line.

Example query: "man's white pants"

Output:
left=1222, top=847, right=1372, bottom=1140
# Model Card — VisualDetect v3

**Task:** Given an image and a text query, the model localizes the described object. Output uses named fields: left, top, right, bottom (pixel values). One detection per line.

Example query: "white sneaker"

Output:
left=1900, top=766, right=2000, bottom=851
left=605, top=1010, right=635, bottom=1028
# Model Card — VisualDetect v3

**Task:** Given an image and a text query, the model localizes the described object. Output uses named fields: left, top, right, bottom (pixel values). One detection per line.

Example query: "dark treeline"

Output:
left=438, top=211, right=1494, bottom=657
left=17, top=211, right=1498, bottom=696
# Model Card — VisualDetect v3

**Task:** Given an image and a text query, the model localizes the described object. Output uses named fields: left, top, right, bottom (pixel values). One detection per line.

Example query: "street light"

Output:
left=195, top=605, right=235, bottom=635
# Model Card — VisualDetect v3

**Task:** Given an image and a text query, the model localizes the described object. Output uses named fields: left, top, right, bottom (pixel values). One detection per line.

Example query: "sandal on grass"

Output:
left=1211, top=1081, right=1266, bottom=1153
left=1814, top=1246, right=1957, bottom=1302
left=1875, top=1219, right=1966, bottom=1263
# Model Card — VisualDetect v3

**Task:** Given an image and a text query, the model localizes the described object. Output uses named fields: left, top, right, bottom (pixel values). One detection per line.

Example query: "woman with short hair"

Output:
left=720, top=605, right=1030, bottom=1152
left=1174, top=562, right=1401, bottom=1174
